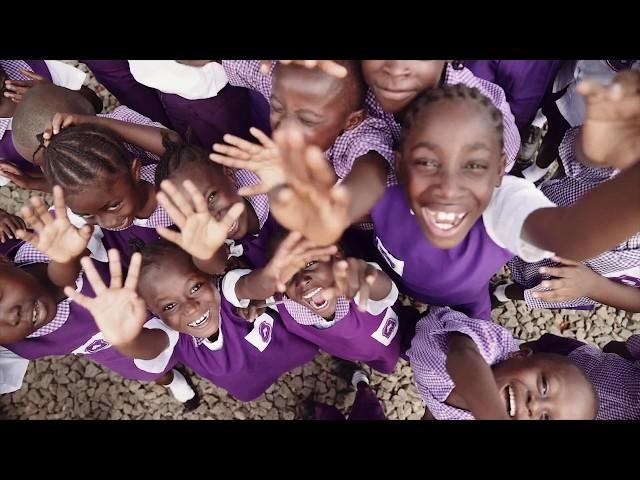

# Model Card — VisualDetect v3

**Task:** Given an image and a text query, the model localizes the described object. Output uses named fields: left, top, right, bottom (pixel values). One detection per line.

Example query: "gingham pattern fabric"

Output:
left=281, top=295, right=351, bottom=327
left=0, top=60, right=38, bottom=140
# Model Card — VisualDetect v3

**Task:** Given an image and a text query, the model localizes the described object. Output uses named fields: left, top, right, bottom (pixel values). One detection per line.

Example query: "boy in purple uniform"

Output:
left=524, top=333, right=640, bottom=420
left=407, top=306, right=598, bottom=420
left=0, top=188, right=195, bottom=403
left=0, top=60, right=100, bottom=187
left=69, top=239, right=319, bottom=403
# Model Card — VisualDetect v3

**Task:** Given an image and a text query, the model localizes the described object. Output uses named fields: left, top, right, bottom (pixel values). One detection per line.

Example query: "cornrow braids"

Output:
left=154, top=132, right=222, bottom=187
left=399, top=83, right=504, bottom=150
left=43, top=123, right=134, bottom=193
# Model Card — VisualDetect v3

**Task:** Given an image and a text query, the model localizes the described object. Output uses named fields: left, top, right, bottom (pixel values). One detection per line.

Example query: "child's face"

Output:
left=168, top=162, right=250, bottom=240
left=397, top=99, right=505, bottom=249
left=138, top=250, right=221, bottom=339
left=0, top=266, right=58, bottom=344
left=362, top=60, right=446, bottom=114
left=270, top=64, right=358, bottom=151
left=64, top=169, right=146, bottom=230
left=492, top=352, right=597, bottom=420
left=284, top=259, right=338, bottom=319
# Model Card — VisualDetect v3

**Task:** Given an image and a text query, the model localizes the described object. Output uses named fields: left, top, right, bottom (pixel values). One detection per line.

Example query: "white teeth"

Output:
left=508, top=385, right=516, bottom=417
left=303, top=287, right=322, bottom=299
left=187, top=310, right=210, bottom=328
left=424, top=209, right=467, bottom=230
left=32, top=303, right=38, bottom=325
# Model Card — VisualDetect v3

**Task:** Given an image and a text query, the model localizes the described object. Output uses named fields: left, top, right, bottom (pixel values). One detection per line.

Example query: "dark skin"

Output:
left=361, top=60, right=447, bottom=116
left=0, top=208, right=26, bottom=243
left=63, top=159, right=157, bottom=230
left=445, top=335, right=597, bottom=420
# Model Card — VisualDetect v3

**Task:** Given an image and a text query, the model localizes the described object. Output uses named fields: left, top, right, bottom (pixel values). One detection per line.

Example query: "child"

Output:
left=407, top=306, right=598, bottom=420
left=0, top=60, right=99, bottom=187
left=0, top=188, right=195, bottom=404
left=223, top=228, right=418, bottom=374
left=67, top=239, right=320, bottom=403
left=523, top=333, right=640, bottom=420
left=359, top=60, right=521, bottom=171
left=0, top=207, right=26, bottom=245
left=496, top=127, right=640, bottom=311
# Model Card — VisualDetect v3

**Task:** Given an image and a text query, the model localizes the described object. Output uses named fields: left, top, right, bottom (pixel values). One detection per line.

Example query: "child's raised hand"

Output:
left=0, top=209, right=26, bottom=243
left=3, top=69, right=49, bottom=103
left=237, top=300, right=268, bottom=323
left=64, top=250, right=147, bottom=347
left=0, top=162, right=50, bottom=192
left=330, top=258, right=378, bottom=312
left=578, top=70, right=640, bottom=170
left=16, top=185, right=92, bottom=263
left=259, top=60, right=347, bottom=78
left=210, top=127, right=286, bottom=195
left=531, top=256, right=601, bottom=302
left=269, top=128, right=351, bottom=246
left=156, top=179, right=245, bottom=261
left=42, top=112, right=89, bottom=146
left=264, top=231, right=337, bottom=292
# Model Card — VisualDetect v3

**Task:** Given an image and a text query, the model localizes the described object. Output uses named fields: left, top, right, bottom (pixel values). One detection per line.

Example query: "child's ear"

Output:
left=343, top=108, right=366, bottom=132
left=496, top=153, right=506, bottom=187
left=130, top=157, right=142, bottom=181
left=509, top=348, right=533, bottom=359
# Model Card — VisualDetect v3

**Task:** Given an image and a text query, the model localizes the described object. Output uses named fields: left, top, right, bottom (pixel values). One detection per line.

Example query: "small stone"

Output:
left=57, top=386, right=69, bottom=401
left=283, top=411, right=295, bottom=420
left=233, top=410, right=246, bottom=420
left=84, top=363, right=101, bottom=379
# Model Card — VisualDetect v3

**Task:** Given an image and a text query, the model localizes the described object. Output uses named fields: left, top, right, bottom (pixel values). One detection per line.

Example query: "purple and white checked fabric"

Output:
left=222, top=60, right=396, bottom=185
left=98, top=106, right=165, bottom=165
left=13, top=242, right=78, bottom=338
left=233, top=169, right=269, bottom=230
left=281, top=295, right=351, bottom=327
left=508, top=127, right=640, bottom=309
left=364, top=63, right=521, bottom=172
left=407, top=306, right=519, bottom=420
left=567, top=336, right=640, bottom=420
left=0, top=60, right=34, bottom=140
left=105, top=164, right=172, bottom=231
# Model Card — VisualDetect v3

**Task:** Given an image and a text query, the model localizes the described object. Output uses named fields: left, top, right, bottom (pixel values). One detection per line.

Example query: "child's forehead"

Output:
left=273, top=64, right=349, bottom=100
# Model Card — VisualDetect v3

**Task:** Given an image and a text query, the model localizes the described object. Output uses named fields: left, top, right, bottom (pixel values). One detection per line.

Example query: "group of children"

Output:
left=0, top=59, right=639, bottom=420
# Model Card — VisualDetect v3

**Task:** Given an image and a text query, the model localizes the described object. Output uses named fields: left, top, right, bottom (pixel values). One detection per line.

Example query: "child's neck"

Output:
left=135, top=180, right=158, bottom=219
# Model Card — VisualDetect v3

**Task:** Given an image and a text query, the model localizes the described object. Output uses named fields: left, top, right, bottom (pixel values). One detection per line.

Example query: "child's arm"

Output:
left=329, top=258, right=395, bottom=312
left=64, top=250, right=168, bottom=360
left=532, top=256, right=640, bottom=312
left=0, top=162, right=50, bottom=192
left=42, top=112, right=182, bottom=157
left=234, top=231, right=338, bottom=301
left=446, top=332, right=510, bottom=420
left=15, top=186, right=92, bottom=287
left=340, top=152, right=389, bottom=225
left=155, top=178, right=245, bottom=275
left=0, top=208, right=26, bottom=243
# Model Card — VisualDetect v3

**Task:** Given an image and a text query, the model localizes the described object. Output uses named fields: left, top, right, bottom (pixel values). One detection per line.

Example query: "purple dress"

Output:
left=464, top=60, right=563, bottom=129
left=0, top=60, right=52, bottom=175
left=371, top=186, right=514, bottom=320
left=174, top=292, right=318, bottom=402
left=3, top=259, right=173, bottom=381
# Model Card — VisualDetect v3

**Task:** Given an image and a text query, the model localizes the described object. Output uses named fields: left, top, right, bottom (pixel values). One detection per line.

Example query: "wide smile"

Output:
left=421, top=207, right=468, bottom=237
left=187, top=309, right=211, bottom=329
left=503, top=383, right=517, bottom=418
left=301, top=287, right=330, bottom=311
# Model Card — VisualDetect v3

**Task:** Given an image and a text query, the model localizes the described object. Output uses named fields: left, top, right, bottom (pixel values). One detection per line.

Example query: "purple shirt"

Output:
left=530, top=333, right=640, bottom=420
left=371, top=185, right=514, bottom=320
left=508, top=128, right=640, bottom=310
left=464, top=60, right=563, bottom=128
left=364, top=63, right=521, bottom=172
left=407, top=306, right=519, bottom=420
left=174, top=291, right=318, bottom=402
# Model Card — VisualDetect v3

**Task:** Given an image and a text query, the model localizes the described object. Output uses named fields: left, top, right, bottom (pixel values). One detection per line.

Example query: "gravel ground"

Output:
left=1, top=61, right=636, bottom=420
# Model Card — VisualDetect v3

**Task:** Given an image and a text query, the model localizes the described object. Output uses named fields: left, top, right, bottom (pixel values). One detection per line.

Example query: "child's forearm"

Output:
left=235, top=269, right=279, bottom=301
left=342, top=152, right=388, bottom=225
left=447, top=333, right=510, bottom=420
left=47, top=252, right=87, bottom=288
left=589, top=275, right=640, bottom=312
left=523, top=161, right=640, bottom=261
left=369, top=269, right=394, bottom=301
left=113, top=329, right=169, bottom=360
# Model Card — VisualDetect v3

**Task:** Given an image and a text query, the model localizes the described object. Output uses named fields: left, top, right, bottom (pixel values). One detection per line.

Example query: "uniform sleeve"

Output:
left=44, top=60, right=86, bottom=90
left=0, top=347, right=29, bottom=394
left=132, top=318, right=179, bottom=374
left=221, top=269, right=253, bottom=308
left=353, top=262, right=399, bottom=315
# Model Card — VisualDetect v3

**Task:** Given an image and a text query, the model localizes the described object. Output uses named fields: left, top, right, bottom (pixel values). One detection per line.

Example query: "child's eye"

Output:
left=208, top=192, right=217, bottom=204
left=162, top=302, right=177, bottom=312
left=414, top=158, right=438, bottom=169
left=542, top=375, right=548, bottom=395
left=190, top=282, right=203, bottom=294
left=304, top=261, right=317, bottom=270
left=107, top=202, right=123, bottom=211
left=465, top=161, right=488, bottom=170
left=80, top=213, right=95, bottom=220
left=271, top=104, right=284, bottom=114
left=299, top=117, right=318, bottom=127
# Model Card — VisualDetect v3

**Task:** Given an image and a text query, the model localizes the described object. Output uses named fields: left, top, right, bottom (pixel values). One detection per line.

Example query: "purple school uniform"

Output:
left=464, top=61, right=563, bottom=129
left=508, top=128, right=640, bottom=310
left=364, top=63, right=521, bottom=172
left=233, top=213, right=279, bottom=269
left=276, top=298, right=417, bottom=374
left=1, top=60, right=53, bottom=175
left=81, top=60, right=173, bottom=127
left=371, top=186, right=514, bottom=320
left=0, top=237, right=25, bottom=259
left=407, top=306, right=519, bottom=420
left=314, top=383, right=387, bottom=420
left=3, top=259, right=172, bottom=382
left=530, top=333, right=640, bottom=420
left=174, top=292, right=318, bottom=402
